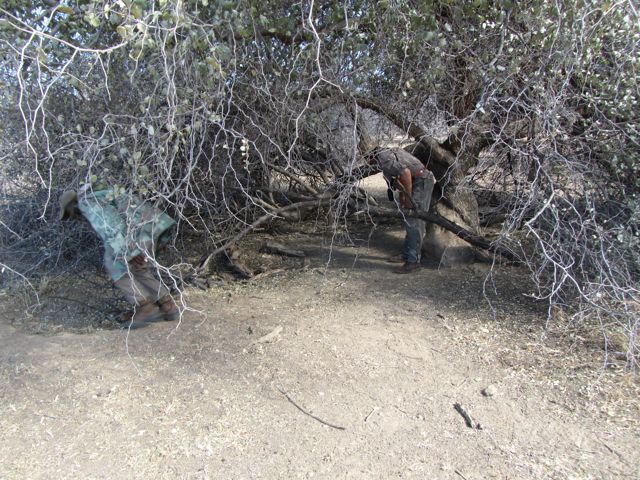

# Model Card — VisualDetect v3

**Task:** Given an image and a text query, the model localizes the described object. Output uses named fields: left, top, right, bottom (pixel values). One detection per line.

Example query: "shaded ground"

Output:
left=1, top=218, right=639, bottom=479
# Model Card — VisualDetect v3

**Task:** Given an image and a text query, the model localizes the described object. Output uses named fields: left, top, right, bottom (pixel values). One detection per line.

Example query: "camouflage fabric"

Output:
left=77, top=189, right=175, bottom=281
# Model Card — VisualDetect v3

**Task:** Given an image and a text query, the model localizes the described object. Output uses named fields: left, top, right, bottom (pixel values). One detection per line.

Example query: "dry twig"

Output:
left=276, top=387, right=345, bottom=431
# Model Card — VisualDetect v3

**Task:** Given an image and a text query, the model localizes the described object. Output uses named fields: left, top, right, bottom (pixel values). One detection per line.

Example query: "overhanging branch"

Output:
left=354, top=98, right=456, bottom=167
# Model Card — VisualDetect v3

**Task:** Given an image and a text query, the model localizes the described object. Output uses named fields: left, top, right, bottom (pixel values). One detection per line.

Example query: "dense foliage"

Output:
left=1, top=1, right=638, bottom=366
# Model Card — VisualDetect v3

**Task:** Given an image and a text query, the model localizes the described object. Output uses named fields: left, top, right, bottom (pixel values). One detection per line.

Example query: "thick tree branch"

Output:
left=354, top=98, right=456, bottom=167
left=358, top=205, right=519, bottom=261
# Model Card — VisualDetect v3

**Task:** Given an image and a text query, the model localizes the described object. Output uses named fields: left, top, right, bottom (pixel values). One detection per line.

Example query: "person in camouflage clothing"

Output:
left=60, top=186, right=179, bottom=328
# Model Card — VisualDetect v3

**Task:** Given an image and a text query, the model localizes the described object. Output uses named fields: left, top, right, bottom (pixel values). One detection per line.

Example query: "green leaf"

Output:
left=84, top=12, right=100, bottom=28
left=57, top=6, right=75, bottom=15
left=131, top=4, right=143, bottom=19
left=206, top=57, right=220, bottom=70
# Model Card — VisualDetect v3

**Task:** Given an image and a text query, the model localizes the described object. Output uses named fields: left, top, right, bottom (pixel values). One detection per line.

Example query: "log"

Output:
left=261, top=241, right=306, bottom=258
left=354, top=205, right=519, bottom=262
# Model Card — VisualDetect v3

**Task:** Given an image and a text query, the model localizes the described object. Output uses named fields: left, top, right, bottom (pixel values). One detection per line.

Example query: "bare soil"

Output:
left=1, top=177, right=639, bottom=479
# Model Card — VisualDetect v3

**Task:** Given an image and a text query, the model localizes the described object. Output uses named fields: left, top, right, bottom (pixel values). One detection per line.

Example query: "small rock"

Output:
left=481, top=385, right=498, bottom=397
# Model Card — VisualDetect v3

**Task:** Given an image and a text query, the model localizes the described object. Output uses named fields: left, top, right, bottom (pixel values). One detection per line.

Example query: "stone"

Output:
left=481, top=385, right=498, bottom=397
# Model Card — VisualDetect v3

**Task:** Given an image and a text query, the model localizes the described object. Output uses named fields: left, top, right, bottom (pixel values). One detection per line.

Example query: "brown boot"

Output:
left=393, top=262, right=420, bottom=274
left=122, top=301, right=164, bottom=329
left=157, top=295, right=180, bottom=321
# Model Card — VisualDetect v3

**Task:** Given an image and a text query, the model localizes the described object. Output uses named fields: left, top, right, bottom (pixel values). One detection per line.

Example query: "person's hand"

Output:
left=129, top=254, right=146, bottom=267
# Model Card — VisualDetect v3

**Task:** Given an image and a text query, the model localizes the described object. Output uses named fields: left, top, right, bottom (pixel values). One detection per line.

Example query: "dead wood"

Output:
left=261, top=241, right=305, bottom=258
left=455, top=470, right=470, bottom=480
left=276, top=387, right=346, bottom=431
left=227, top=258, right=253, bottom=280
left=266, top=162, right=319, bottom=196
left=248, top=268, right=287, bottom=282
left=356, top=205, right=519, bottom=261
left=354, top=97, right=456, bottom=167
left=334, top=164, right=378, bottom=185
left=453, top=403, right=480, bottom=429
left=196, top=198, right=330, bottom=273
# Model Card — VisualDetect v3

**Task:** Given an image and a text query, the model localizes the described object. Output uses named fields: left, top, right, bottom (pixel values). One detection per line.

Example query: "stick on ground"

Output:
left=453, top=403, right=476, bottom=429
left=277, top=387, right=346, bottom=431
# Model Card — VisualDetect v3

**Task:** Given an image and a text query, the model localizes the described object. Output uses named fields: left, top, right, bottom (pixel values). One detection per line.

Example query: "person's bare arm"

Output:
left=396, top=168, right=413, bottom=209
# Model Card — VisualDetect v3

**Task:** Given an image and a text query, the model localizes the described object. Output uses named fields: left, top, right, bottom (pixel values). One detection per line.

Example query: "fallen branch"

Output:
left=196, top=198, right=329, bottom=273
left=453, top=403, right=481, bottom=429
left=363, top=407, right=376, bottom=422
left=354, top=97, right=457, bottom=167
left=455, top=470, right=469, bottom=480
left=358, top=205, right=520, bottom=261
left=248, top=268, right=287, bottom=282
left=330, top=170, right=518, bottom=261
left=261, top=241, right=305, bottom=258
left=276, top=387, right=346, bottom=431
left=194, top=188, right=516, bottom=280
left=597, top=438, right=630, bottom=466
left=266, top=162, right=319, bottom=196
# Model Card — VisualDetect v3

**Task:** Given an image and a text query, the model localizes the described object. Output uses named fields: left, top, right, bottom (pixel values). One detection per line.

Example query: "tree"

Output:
left=1, top=0, right=638, bottom=367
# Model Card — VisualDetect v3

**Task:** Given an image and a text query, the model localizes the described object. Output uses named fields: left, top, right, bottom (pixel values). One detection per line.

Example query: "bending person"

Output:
left=368, top=147, right=435, bottom=274
left=60, top=186, right=179, bottom=328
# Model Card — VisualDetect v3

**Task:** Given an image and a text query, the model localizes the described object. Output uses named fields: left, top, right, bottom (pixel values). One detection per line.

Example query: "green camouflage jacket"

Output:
left=77, top=189, right=175, bottom=281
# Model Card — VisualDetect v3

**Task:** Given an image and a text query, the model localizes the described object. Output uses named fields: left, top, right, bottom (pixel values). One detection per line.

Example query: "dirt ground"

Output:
left=1, top=178, right=639, bottom=479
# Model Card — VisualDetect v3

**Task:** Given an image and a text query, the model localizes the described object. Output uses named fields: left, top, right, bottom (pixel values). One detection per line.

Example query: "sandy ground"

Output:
left=1, top=175, right=639, bottom=479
